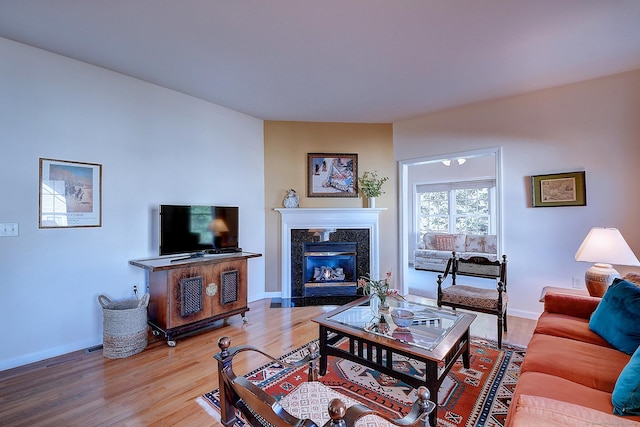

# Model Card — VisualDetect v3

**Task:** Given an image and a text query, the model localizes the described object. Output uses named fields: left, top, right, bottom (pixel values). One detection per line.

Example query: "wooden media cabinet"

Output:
left=130, top=252, right=261, bottom=346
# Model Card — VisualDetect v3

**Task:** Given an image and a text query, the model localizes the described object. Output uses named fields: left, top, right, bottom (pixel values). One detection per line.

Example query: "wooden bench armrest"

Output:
left=332, top=386, right=435, bottom=426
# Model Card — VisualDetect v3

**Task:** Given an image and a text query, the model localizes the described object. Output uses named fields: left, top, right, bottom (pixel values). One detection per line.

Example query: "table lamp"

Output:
left=574, top=227, right=640, bottom=297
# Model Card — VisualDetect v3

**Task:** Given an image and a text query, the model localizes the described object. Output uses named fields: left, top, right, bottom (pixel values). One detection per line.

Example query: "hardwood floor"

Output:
left=0, top=296, right=536, bottom=426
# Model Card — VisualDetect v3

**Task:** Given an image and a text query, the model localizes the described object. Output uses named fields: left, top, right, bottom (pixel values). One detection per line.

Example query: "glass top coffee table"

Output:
left=312, top=296, right=476, bottom=427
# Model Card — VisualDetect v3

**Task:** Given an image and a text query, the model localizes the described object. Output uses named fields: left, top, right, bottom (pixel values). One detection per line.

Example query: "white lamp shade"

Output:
left=575, top=227, right=640, bottom=266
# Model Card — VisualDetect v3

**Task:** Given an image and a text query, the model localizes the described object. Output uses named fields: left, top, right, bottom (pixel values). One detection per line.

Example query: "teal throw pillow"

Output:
left=589, top=278, right=640, bottom=355
left=612, top=345, right=640, bottom=415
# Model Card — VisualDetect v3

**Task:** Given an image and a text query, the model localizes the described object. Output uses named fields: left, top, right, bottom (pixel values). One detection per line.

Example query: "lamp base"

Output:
left=584, top=263, right=621, bottom=298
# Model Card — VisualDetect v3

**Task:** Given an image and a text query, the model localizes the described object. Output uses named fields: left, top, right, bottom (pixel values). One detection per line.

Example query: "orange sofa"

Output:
left=506, top=291, right=640, bottom=426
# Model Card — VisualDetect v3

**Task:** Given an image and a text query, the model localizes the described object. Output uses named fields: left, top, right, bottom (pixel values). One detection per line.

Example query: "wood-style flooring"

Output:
left=0, top=295, right=536, bottom=426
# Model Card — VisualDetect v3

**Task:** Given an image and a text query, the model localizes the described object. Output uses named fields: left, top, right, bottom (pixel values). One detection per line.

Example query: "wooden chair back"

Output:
left=451, top=254, right=507, bottom=289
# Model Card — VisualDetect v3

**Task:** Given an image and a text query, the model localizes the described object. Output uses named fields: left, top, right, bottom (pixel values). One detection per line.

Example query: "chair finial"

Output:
left=416, top=386, right=431, bottom=411
left=218, top=336, right=231, bottom=357
left=327, top=398, right=347, bottom=425
left=307, top=341, right=319, bottom=358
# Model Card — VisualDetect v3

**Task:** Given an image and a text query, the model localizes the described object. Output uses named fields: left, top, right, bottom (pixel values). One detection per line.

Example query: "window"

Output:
left=416, top=180, right=495, bottom=238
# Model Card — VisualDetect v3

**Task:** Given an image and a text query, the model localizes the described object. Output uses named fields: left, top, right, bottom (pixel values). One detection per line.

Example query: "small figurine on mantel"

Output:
left=283, top=189, right=299, bottom=208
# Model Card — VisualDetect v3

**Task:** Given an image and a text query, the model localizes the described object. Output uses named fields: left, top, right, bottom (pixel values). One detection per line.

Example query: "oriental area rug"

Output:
left=203, top=338, right=525, bottom=427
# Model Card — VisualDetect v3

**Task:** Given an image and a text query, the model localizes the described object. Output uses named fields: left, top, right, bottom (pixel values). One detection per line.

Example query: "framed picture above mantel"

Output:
left=307, top=153, right=358, bottom=197
left=39, top=158, right=103, bottom=228
left=531, top=171, right=586, bottom=207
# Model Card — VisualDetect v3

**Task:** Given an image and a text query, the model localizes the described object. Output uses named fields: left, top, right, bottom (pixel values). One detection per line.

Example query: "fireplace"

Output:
left=303, top=241, right=357, bottom=297
left=276, top=207, right=385, bottom=305
left=288, top=228, right=369, bottom=304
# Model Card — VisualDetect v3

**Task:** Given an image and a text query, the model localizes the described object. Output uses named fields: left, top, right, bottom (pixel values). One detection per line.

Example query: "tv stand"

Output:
left=130, top=252, right=261, bottom=346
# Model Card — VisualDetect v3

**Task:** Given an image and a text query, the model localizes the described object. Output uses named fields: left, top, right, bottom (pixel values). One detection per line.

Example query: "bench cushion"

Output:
left=279, top=381, right=392, bottom=426
left=441, top=284, right=507, bottom=310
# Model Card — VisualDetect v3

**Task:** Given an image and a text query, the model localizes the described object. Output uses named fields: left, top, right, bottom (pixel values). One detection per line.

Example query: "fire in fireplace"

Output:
left=303, top=242, right=357, bottom=296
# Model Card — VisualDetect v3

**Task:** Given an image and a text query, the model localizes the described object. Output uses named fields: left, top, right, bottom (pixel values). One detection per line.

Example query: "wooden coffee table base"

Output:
left=317, top=324, right=471, bottom=427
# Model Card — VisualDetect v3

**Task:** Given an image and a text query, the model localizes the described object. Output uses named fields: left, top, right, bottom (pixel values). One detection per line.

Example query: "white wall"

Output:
left=394, top=70, right=640, bottom=318
left=0, top=38, right=266, bottom=371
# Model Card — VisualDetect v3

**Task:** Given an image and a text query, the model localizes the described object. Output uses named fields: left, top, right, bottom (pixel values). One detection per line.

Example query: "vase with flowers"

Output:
left=358, top=170, right=389, bottom=208
left=357, top=271, right=403, bottom=313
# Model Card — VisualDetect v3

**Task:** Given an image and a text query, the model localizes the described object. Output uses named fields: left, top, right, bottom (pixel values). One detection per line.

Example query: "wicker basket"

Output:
left=98, top=293, right=150, bottom=359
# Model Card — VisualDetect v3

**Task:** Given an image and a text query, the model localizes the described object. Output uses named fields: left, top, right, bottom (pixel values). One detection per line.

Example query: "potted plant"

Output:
left=357, top=271, right=404, bottom=313
left=358, top=170, right=388, bottom=207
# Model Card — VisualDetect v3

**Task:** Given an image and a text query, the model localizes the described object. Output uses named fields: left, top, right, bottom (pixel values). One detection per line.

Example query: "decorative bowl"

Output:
left=391, top=309, right=414, bottom=328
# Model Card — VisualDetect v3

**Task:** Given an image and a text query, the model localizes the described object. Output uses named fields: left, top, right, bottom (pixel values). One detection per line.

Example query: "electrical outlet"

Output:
left=572, top=277, right=582, bottom=289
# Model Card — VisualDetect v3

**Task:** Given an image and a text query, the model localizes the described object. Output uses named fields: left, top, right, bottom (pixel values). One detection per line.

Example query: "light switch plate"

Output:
left=0, top=223, right=19, bottom=237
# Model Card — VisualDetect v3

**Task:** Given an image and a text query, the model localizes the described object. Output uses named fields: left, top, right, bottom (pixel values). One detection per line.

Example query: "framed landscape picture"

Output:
left=39, top=158, right=103, bottom=228
left=531, top=171, right=586, bottom=207
left=307, top=153, right=358, bottom=197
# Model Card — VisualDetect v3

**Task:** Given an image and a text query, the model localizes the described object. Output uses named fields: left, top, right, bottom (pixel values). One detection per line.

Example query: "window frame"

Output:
left=415, top=179, right=496, bottom=239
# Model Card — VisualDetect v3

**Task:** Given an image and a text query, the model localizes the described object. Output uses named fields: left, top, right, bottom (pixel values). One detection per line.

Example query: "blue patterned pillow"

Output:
left=589, top=278, right=640, bottom=355
left=613, top=345, right=640, bottom=415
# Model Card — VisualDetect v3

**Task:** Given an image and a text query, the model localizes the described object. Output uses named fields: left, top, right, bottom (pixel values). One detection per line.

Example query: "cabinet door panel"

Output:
left=211, top=259, right=247, bottom=315
left=168, top=267, right=214, bottom=328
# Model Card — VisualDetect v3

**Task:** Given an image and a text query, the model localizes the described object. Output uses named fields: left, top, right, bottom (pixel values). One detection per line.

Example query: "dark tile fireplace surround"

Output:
left=286, top=228, right=370, bottom=306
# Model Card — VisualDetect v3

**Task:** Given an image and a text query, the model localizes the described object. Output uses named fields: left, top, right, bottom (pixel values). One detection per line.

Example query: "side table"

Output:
left=539, top=286, right=589, bottom=302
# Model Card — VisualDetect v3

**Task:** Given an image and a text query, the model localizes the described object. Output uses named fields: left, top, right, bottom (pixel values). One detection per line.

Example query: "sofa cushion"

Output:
left=465, top=234, right=497, bottom=254
left=452, top=234, right=466, bottom=252
left=434, top=234, right=455, bottom=251
left=543, top=292, right=601, bottom=320
left=422, top=233, right=465, bottom=251
left=521, top=334, right=630, bottom=392
left=534, top=312, right=612, bottom=347
left=510, top=395, right=640, bottom=427
left=590, top=278, right=640, bottom=355
left=510, top=372, right=636, bottom=419
left=613, top=345, right=640, bottom=416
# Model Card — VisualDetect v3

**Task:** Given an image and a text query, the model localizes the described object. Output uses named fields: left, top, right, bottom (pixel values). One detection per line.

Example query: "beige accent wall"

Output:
left=264, top=121, right=394, bottom=293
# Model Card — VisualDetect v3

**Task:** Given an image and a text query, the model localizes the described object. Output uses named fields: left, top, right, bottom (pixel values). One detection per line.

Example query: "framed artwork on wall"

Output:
left=531, top=171, right=586, bottom=207
left=39, top=158, right=103, bottom=228
left=307, top=153, right=358, bottom=197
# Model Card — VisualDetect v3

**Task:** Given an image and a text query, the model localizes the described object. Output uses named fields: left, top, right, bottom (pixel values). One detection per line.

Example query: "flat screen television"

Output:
left=159, top=205, right=240, bottom=256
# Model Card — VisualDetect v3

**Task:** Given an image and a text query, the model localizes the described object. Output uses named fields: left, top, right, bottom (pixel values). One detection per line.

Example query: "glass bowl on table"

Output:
left=390, top=309, right=414, bottom=328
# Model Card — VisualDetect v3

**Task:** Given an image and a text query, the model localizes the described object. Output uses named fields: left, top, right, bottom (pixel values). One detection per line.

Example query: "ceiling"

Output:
left=1, top=1, right=640, bottom=123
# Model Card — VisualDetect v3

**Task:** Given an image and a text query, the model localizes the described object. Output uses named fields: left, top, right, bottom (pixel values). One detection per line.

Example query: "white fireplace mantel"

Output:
left=275, top=208, right=386, bottom=299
